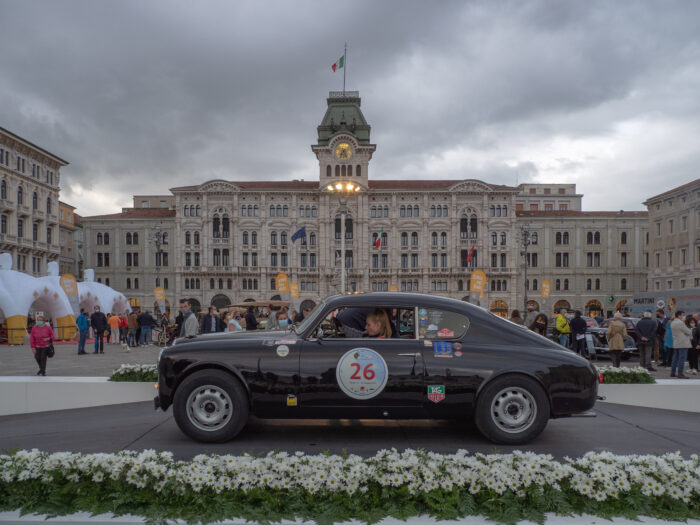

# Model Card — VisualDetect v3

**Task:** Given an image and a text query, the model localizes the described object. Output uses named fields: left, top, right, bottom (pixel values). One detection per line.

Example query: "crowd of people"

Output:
left=516, top=304, right=700, bottom=377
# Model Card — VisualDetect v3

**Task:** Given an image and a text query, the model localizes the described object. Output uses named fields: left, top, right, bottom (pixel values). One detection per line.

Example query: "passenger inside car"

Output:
left=365, top=309, right=392, bottom=338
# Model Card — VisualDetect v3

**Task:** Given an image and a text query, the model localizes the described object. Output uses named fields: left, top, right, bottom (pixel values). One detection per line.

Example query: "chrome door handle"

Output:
left=397, top=353, right=421, bottom=357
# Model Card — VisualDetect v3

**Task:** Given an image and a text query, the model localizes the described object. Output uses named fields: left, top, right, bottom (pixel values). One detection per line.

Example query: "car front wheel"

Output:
left=173, top=369, right=249, bottom=442
left=474, top=375, right=550, bottom=445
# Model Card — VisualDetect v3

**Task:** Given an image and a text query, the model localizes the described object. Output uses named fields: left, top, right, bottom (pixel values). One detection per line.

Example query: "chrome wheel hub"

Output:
left=490, top=386, right=536, bottom=434
left=186, top=385, right=232, bottom=432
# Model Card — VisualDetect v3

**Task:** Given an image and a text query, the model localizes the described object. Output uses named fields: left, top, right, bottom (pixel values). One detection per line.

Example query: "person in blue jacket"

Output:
left=76, top=308, right=89, bottom=355
left=663, top=316, right=675, bottom=367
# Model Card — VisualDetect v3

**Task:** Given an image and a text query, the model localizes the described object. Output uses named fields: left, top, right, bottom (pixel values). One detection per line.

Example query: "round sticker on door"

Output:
left=336, top=348, right=388, bottom=400
left=276, top=345, right=289, bottom=357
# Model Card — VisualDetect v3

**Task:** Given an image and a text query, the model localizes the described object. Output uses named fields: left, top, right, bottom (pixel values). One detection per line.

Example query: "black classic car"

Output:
left=586, top=317, right=639, bottom=359
left=155, top=293, right=598, bottom=445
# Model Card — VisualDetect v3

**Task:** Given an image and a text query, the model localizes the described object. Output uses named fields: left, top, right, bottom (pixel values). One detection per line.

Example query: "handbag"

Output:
left=47, top=344, right=55, bottom=358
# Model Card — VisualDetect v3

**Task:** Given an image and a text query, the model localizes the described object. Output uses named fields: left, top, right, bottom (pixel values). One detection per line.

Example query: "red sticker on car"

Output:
left=437, top=328, right=454, bottom=338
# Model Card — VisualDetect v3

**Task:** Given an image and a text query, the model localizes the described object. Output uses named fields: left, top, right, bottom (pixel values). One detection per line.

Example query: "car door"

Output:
left=298, top=311, right=424, bottom=408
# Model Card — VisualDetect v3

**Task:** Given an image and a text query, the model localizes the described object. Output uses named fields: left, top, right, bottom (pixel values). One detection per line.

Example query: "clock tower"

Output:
left=312, top=91, right=376, bottom=189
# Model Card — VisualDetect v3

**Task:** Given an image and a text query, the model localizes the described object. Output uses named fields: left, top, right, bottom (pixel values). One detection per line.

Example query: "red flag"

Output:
left=466, top=245, right=475, bottom=263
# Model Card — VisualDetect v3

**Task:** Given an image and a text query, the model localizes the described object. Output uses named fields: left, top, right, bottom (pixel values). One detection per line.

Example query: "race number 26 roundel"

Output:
left=336, top=348, right=389, bottom=400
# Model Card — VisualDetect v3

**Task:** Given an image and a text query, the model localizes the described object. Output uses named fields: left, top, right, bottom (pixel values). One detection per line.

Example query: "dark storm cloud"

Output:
left=0, top=0, right=699, bottom=214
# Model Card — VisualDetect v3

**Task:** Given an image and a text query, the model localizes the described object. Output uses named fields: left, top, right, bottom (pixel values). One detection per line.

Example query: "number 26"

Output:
left=349, top=362, right=375, bottom=380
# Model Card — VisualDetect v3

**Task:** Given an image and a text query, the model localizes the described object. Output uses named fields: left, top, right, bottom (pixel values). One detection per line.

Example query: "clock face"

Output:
left=335, top=142, right=352, bottom=160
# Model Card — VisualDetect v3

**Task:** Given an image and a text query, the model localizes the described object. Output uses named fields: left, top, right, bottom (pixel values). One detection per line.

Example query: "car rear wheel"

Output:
left=173, top=370, right=248, bottom=442
left=474, top=375, right=550, bottom=445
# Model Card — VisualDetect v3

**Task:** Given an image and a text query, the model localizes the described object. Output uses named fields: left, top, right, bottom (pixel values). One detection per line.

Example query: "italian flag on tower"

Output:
left=374, top=228, right=383, bottom=249
left=331, top=55, right=344, bottom=72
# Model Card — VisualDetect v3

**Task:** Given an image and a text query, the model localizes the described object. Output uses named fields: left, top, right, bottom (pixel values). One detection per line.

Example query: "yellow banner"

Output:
left=541, top=279, right=551, bottom=298
left=469, top=269, right=486, bottom=293
left=153, top=287, right=166, bottom=302
left=388, top=284, right=398, bottom=292
left=276, top=273, right=290, bottom=294
left=59, top=274, right=80, bottom=316
left=290, top=281, right=300, bottom=298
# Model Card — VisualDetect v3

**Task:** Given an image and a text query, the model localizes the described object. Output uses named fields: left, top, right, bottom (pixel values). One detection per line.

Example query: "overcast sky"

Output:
left=1, top=0, right=699, bottom=216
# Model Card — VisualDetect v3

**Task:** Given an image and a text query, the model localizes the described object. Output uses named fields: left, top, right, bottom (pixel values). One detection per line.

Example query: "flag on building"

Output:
left=291, top=226, right=306, bottom=243
left=331, top=55, right=345, bottom=72
left=374, top=228, right=383, bottom=249
left=466, top=245, right=475, bottom=263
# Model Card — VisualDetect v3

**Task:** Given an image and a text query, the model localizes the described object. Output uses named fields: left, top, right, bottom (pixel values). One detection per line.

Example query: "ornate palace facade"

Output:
left=82, top=91, right=648, bottom=317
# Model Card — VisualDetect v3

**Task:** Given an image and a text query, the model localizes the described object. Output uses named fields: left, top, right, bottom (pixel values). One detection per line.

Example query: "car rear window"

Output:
left=418, top=308, right=470, bottom=340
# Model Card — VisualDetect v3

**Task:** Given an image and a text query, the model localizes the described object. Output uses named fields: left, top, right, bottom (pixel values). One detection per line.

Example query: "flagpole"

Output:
left=343, top=42, right=347, bottom=94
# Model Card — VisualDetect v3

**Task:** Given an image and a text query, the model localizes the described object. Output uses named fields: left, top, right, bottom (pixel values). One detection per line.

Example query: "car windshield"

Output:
left=295, top=301, right=325, bottom=334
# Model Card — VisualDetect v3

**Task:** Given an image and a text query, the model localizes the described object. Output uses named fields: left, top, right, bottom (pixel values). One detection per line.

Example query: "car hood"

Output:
left=174, top=330, right=300, bottom=345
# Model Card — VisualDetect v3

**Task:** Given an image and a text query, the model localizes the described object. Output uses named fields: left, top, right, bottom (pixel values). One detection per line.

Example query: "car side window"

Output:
left=418, top=308, right=470, bottom=340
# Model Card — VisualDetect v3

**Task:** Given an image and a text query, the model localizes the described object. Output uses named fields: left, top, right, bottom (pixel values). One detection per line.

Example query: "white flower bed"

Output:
left=108, top=364, right=158, bottom=382
left=1, top=449, right=699, bottom=523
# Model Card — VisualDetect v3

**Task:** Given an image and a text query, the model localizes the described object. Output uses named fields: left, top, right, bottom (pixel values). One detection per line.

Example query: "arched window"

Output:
left=219, top=278, right=223, bottom=289
left=502, top=280, right=507, bottom=291
left=335, top=165, right=340, bottom=176
left=243, top=231, right=249, bottom=245
left=586, top=279, right=592, bottom=290
left=134, top=278, right=139, bottom=289
left=32, top=192, right=38, bottom=209
left=17, top=186, right=23, bottom=205
left=431, top=232, right=438, bottom=246
left=442, top=205, right=448, bottom=217
left=564, top=279, right=569, bottom=290
left=184, top=205, right=190, bottom=216
left=97, top=233, right=103, bottom=245
left=46, top=197, right=51, bottom=214
left=556, top=232, right=562, bottom=244
left=252, top=231, right=258, bottom=245
left=356, top=165, right=361, bottom=177
left=270, top=205, right=275, bottom=217
left=563, top=232, right=569, bottom=244
left=270, top=231, right=277, bottom=245
left=470, top=214, right=477, bottom=238
left=370, top=206, right=376, bottom=218
left=411, top=232, right=418, bottom=246
left=280, top=231, right=287, bottom=245
left=594, top=231, right=601, bottom=244
left=103, top=233, right=109, bottom=245
left=0, top=180, right=6, bottom=199
left=162, top=232, right=168, bottom=244
left=126, top=232, right=132, bottom=245
left=196, top=279, right=200, bottom=289
left=195, top=205, right=201, bottom=216
left=310, top=232, right=316, bottom=246
left=587, top=232, right=593, bottom=244
left=400, top=205, right=406, bottom=217
left=414, top=205, right=419, bottom=217
left=305, top=205, right=310, bottom=217
left=595, top=278, right=600, bottom=290
left=247, top=204, right=253, bottom=216
left=126, top=278, right=131, bottom=289
left=241, top=205, right=247, bottom=216
left=341, top=165, right=346, bottom=176
left=210, top=278, right=215, bottom=289
left=334, top=214, right=353, bottom=239
left=312, top=206, right=317, bottom=217
left=164, top=278, right=168, bottom=289
left=401, top=232, right=408, bottom=246
left=431, top=205, right=436, bottom=217
left=496, top=205, right=501, bottom=217
left=621, top=232, right=627, bottom=244
left=502, top=205, right=507, bottom=216
left=253, top=205, right=258, bottom=216
left=460, top=214, right=469, bottom=239
left=621, top=278, right=627, bottom=290
left=555, top=279, right=561, bottom=291
left=222, top=249, right=229, bottom=266
left=489, top=205, right=495, bottom=217
left=441, top=232, right=447, bottom=247
left=213, top=214, right=220, bottom=237
left=227, top=279, right=232, bottom=289
left=283, top=205, right=288, bottom=217
left=326, top=165, right=331, bottom=177
left=185, top=279, right=190, bottom=290
left=437, top=205, right=443, bottom=217
left=194, top=231, right=199, bottom=245
left=276, top=205, right=282, bottom=216
left=381, top=232, right=387, bottom=247
left=132, top=232, right=137, bottom=244
left=500, top=232, right=506, bottom=245
left=491, top=232, right=497, bottom=245
left=383, top=205, right=388, bottom=217
left=533, top=279, right=538, bottom=290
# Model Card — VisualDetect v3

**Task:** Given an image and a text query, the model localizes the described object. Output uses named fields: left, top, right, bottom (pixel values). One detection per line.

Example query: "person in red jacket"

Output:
left=119, top=313, right=128, bottom=344
left=30, top=315, right=54, bottom=376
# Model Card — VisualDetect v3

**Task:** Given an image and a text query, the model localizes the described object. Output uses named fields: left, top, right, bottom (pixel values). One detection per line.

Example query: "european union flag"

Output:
left=291, top=227, right=306, bottom=243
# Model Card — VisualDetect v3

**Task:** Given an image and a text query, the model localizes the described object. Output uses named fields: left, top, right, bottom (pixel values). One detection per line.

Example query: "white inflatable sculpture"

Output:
left=0, top=253, right=131, bottom=344
left=0, top=255, right=76, bottom=343
left=77, top=269, right=131, bottom=316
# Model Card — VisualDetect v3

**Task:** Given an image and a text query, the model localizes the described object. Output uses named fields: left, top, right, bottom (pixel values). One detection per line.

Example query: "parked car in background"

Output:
left=586, top=317, right=639, bottom=360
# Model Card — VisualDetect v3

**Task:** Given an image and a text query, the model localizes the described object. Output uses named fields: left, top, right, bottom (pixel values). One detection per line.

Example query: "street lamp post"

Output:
left=520, top=224, right=531, bottom=312
left=326, top=182, right=361, bottom=294
left=152, top=225, right=163, bottom=314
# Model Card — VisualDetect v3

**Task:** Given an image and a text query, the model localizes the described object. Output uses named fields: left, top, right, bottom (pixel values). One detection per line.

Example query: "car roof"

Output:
left=324, top=292, right=482, bottom=312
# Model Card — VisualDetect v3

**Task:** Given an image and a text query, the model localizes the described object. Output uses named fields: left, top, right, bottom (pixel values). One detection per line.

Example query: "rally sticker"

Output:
left=423, top=340, right=433, bottom=347
left=437, top=328, right=454, bottom=338
left=276, top=345, right=290, bottom=357
left=433, top=341, right=453, bottom=358
left=454, top=350, right=463, bottom=357
left=453, top=342, right=462, bottom=351
left=336, top=348, right=388, bottom=400
left=427, top=385, right=445, bottom=403
left=286, top=394, right=297, bottom=406
left=275, top=339, right=297, bottom=345
left=262, top=339, right=276, bottom=346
